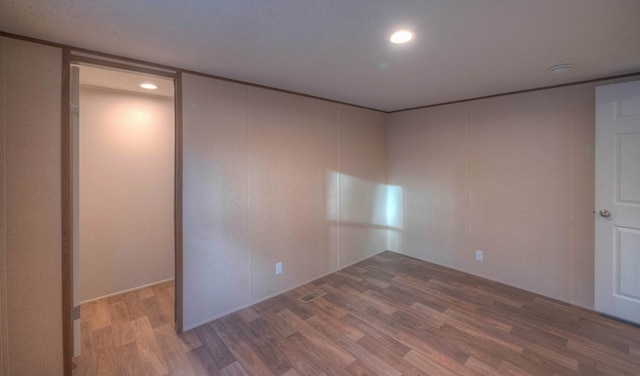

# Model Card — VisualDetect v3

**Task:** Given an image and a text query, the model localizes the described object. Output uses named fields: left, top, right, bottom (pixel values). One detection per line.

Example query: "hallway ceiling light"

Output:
left=390, top=30, right=414, bottom=44
left=140, top=83, right=158, bottom=90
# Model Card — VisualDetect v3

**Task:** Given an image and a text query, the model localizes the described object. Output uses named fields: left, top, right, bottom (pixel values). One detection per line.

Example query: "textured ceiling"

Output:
left=2, top=0, right=640, bottom=111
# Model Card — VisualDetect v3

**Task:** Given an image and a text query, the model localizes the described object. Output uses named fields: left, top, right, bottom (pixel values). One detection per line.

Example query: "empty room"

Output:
left=1, top=1, right=640, bottom=375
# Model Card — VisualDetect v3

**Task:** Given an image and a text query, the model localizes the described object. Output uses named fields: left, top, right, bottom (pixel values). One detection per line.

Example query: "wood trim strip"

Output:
left=70, top=51, right=176, bottom=74
left=60, top=47, right=73, bottom=376
left=174, top=72, right=184, bottom=334
left=6, top=30, right=640, bottom=114
left=3, top=30, right=640, bottom=114
left=0, top=37, right=8, bottom=376
left=0, top=31, right=382, bottom=113
left=0, top=31, right=176, bottom=71
left=389, top=71, right=640, bottom=113
left=0, top=31, right=68, bottom=49
left=70, top=55, right=176, bottom=78
left=175, top=68, right=383, bottom=112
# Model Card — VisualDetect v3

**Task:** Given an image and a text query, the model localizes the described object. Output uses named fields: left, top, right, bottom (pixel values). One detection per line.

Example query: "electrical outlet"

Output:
left=475, top=250, right=483, bottom=262
left=275, top=262, right=282, bottom=275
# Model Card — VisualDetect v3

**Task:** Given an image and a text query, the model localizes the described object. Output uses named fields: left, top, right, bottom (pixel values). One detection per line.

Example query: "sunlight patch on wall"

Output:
left=326, top=171, right=404, bottom=254
left=387, top=184, right=403, bottom=251
left=337, top=173, right=388, bottom=227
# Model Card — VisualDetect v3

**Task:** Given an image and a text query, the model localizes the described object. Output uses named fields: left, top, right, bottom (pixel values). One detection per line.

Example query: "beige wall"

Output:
left=182, top=74, right=388, bottom=329
left=338, top=106, right=389, bottom=266
left=0, top=37, right=64, bottom=375
left=249, top=87, right=341, bottom=301
left=387, top=81, right=640, bottom=309
left=2, top=32, right=636, bottom=373
left=78, top=86, right=175, bottom=303
left=387, top=103, right=468, bottom=270
left=182, top=76, right=252, bottom=329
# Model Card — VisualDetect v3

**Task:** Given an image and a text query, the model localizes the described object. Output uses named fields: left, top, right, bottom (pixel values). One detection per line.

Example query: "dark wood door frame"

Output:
left=61, top=50, right=183, bottom=376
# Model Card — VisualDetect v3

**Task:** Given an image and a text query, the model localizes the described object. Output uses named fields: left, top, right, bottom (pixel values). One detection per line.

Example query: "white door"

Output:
left=595, top=80, right=640, bottom=324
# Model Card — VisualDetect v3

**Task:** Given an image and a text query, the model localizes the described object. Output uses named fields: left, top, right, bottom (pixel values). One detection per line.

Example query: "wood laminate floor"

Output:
left=74, top=251, right=640, bottom=375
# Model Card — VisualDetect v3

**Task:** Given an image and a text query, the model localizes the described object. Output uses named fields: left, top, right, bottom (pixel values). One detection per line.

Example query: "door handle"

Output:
left=599, top=209, right=611, bottom=218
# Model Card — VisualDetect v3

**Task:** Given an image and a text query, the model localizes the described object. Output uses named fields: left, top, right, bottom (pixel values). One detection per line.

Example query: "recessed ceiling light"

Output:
left=140, top=83, right=158, bottom=90
left=390, top=30, right=414, bottom=44
left=549, top=64, right=573, bottom=74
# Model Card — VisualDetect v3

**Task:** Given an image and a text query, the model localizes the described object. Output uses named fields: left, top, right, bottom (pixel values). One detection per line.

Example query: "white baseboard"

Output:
left=79, top=277, right=175, bottom=305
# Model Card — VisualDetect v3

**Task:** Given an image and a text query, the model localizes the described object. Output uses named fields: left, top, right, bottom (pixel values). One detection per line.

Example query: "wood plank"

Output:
left=90, top=326, right=119, bottom=375
left=211, top=319, right=275, bottom=376
left=132, top=316, right=169, bottom=375
left=122, top=290, right=148, bottom=321
left=137, top=286, right=155, bottom=300
left=345, top=360, right=380, bottom=376
left=74, top=252, right=640, bottom=376
left=115, top=341, right=155, bottom=376
left=154, top=323, right=197, bottom=376
left=108, top=301, right=135, bottom=348
left=464, top=356, right=499, bottom=374
left=193, top=322, right=238, bottom=371
left=252, top=317, right=330, bottom=376
left=141, top=296, right=171, bottom=328
left=277, top=309, right=356, bottom=368
left=305, top=305, right=364, bottom=342
left=403, top=349, right=459, bottom=376
left=498, top=361, right=536, bottom=376
left=88, top=299, right=112, bottom=332
left=219, top=361, right=250, bottom=376
left=567, top=339, right=640, bottom=374
left=311, top=296, right=350, bottom=320
left=177, top=329, right=203, bottom=352
left=305, top=315, right=402, bottom=376
left=237, top=307, right=260, bottom=323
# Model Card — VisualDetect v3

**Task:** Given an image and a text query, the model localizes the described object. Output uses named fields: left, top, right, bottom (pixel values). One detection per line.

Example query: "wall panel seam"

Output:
left=248, top=86, right=253, bottom=302
left=0, top=36, right=9, bottom=376
left=464, top=103, right=469, bottom=272
left=569, top=98, right=577, bottom=304
left=337, top=106, right=342, bottom=269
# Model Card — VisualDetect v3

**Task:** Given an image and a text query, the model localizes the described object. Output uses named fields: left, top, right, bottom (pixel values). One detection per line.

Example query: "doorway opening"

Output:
left=62, top=54, right=183, bottom=374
